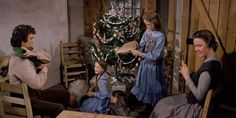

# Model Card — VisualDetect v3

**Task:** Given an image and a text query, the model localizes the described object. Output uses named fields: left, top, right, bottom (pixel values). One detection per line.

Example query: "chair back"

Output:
left=0, top=81, right=33, bottom=118
left=60, top=41, right=85, bottom=65
left=60, top=41, right=87, bottom=88
left=202, top=89, right=213, bottom=118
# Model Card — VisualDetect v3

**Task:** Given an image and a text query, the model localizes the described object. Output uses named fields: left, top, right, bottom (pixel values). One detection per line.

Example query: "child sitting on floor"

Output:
left=108, top=90, right=129, bottom=116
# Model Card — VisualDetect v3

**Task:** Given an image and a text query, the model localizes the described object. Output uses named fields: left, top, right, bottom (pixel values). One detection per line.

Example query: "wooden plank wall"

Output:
left=140, top=0, right=156, bottom=13
left=168, top=0, right=236, bottom=93
left=166, top=0, right=176, bottom=94
left=84, top=0, right=109, bottom=37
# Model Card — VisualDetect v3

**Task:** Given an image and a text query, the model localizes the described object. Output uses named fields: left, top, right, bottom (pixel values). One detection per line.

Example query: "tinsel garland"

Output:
left=118, top=55, right=137, bottom=65
left=91, top=45, right=138, bottom=67
left=102, top=15, right=129, bottom=25
left=90, top=46, right=114, bottom=61
left=94, top=24, right=139, bottom=44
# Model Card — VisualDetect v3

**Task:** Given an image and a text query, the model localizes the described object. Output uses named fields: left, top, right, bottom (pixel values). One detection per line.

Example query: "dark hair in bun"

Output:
left=193, top=29, right=218, bottom=51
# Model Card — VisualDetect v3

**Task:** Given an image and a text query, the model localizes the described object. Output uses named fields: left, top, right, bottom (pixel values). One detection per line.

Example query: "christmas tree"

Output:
left=90, top=6, right=140, bottom=81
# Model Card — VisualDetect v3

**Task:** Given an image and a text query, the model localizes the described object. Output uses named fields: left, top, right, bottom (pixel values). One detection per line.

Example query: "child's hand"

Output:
left=87, top=90, right=94, bottom=97
left=131, top=49, right=143, bottom=57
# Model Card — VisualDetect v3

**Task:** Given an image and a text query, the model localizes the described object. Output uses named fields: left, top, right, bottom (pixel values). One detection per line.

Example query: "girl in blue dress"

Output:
left=130, top=11, right=167, bottom=115
left=80, top=60, right=109, bottom=114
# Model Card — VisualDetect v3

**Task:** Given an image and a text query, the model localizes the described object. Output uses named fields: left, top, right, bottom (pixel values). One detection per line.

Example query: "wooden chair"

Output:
left=60, top=40, right=87, bottom=88
left=202, top=89, right=213, bottom=118
left=0, top=79, right=33, bottom=118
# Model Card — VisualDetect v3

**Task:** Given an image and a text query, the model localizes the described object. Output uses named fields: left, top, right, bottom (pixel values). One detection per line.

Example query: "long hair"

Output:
left=112, top=90, right=128, bottom=108
left=142, top=11, right=164, bottom=33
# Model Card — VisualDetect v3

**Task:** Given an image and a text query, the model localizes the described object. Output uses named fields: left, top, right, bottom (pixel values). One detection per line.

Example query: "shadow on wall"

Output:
left=0, top=50, right=6, bottom=57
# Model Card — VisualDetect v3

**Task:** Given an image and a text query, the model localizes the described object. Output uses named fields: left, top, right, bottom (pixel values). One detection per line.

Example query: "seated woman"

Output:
left=8, top=24, right=70, bottom=118
left=80, top=60, right=109, bottom=114
left=108, top=90, right=129, bottom=116
left=149, top=29, right=221, bottom=118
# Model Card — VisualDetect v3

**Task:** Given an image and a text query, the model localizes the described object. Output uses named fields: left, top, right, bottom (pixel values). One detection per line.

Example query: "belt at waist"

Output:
left=143, top=60, right=163, bottom=65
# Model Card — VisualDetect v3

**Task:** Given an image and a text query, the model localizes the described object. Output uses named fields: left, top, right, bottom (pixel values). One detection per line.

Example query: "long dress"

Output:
left=131, top=29, right=167, bottom=105
left=149, top=55, right=221, bottom=118
left=80, top=72, right=109, bottom=114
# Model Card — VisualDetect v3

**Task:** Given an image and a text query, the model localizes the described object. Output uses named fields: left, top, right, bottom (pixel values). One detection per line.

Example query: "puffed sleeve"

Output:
left=94, top=74, right=109, bottom=99
left=143, top=35, right=166, bottom=61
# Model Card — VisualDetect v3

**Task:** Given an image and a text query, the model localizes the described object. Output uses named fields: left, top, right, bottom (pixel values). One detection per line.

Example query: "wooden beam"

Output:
left=167, top=0, right=176, bottom=94
left=217, top=0, right=230, bottom=57
left=188, top=1, right=199, bottom=72
left=140, top=0, right=156, bottom=13
left=225, top=0, right=236, bottom=53
left=195, top=0, right=209, bottom=71
left=172, top=0, right=184, bottom=94
left=192, top=0, right=227, bottom=55
left=198, top=0, right=209, bottom=30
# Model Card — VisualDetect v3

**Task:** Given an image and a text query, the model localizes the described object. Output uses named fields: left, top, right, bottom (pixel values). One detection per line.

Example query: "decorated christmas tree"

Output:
left=90, top=5, right=140, bottom=81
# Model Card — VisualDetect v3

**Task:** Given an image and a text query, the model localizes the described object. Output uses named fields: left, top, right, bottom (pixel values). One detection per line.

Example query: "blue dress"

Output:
left=131, top=29, right=167, bottom=104
left=80, top=72, right=109, bottom=113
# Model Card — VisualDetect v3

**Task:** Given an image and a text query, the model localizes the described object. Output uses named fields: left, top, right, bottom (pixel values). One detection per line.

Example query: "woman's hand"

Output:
left=21, top=47, right=38, bottom=57
left=87, top=90, right=94, bottom=97
left=180, top=60, right=190, bottom=81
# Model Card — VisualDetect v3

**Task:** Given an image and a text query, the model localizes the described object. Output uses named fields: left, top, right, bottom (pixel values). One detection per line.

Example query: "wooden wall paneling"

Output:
left=198, top=0, right=209, bottom=30
left=209, top=0, right=221, bottom=56
left=217, top=0, right=231, bottom=57
left=84, top=0, right=108, bottom=36
left=195, top=0, right=210, bottom=71
left=101, top=0, right=109, bottom=13
left=225, top=0, right=236, bottom=53
left=140, top=0, right=146, bottom=15
left=167, top=0, right=176, bottom=95
left=192, top=0, right=227, bottom=56
left=140, top=0, right=156, bottom=15
left=181, top=0, right=191, bottom=93
left=209, top=0, right=220, bottom=30
left=181, top=0, right=190, bottom=56
left=188, top=1, right=199, bottom=73
left=234, top=33, right=236, bottom=52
